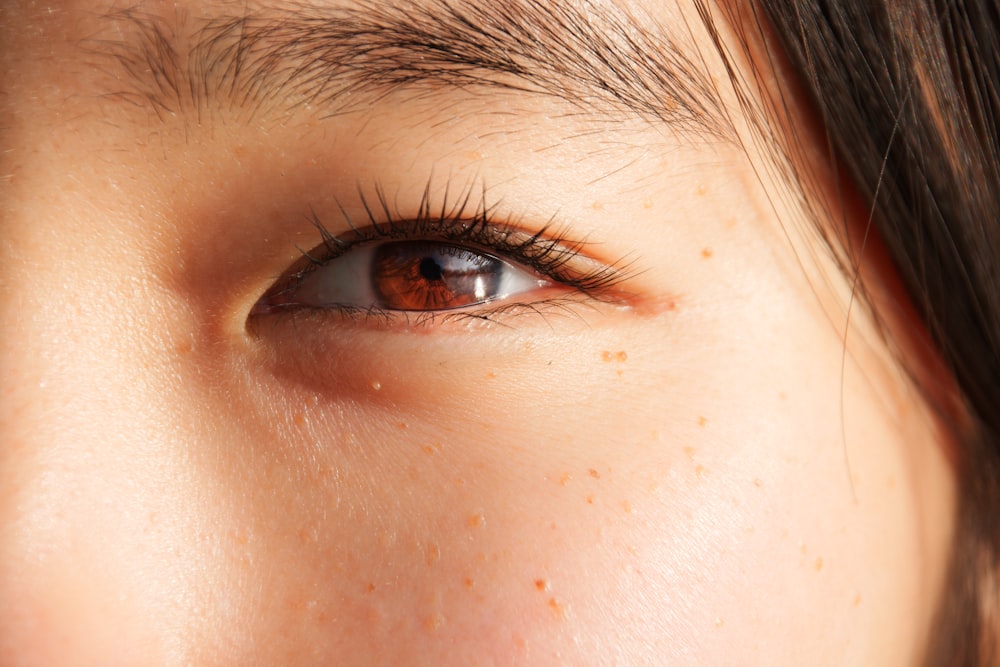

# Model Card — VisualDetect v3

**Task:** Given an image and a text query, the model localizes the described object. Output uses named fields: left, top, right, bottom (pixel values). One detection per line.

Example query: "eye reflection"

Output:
left=283, top=240, right=549, bottom=312
left=373, top=242, right=503, bottom=310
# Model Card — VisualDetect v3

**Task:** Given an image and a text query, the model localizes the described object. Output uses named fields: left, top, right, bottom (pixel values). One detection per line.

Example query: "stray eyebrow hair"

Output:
left=91, top=0, right=730, bottom=139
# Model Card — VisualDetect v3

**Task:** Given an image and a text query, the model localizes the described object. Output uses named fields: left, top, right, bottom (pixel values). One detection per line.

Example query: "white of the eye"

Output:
left=296, top=245, right=380, bottom=307
left=294, top=243, right=550, bottom=309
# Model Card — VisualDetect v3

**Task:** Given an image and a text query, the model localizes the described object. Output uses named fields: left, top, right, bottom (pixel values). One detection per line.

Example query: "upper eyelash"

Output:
left=279, top=178, right=635, bottom=301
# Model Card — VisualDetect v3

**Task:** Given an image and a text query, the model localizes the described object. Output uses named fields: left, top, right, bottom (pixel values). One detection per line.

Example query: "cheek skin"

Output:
left=33, top=268, right=930, bottom=666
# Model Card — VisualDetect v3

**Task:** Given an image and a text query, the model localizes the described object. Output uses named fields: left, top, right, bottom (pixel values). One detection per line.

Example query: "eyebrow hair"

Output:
left=92, top=0, right=731, bottom=139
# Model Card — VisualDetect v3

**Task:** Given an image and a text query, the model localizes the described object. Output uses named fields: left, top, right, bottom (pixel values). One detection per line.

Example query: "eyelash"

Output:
left=254, top=181, right=634, bottom=326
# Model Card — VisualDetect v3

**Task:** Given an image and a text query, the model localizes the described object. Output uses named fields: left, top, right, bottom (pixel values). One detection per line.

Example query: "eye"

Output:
left=259, top=239, right=550, bottom=313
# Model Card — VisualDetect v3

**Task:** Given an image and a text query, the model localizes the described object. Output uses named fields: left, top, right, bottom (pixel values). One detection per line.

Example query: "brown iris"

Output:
left=372, top=241, right=503, bottom=310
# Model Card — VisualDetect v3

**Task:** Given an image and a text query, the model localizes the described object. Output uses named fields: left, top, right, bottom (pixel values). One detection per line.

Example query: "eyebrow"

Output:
left=92, top=0, right=730, bottom=139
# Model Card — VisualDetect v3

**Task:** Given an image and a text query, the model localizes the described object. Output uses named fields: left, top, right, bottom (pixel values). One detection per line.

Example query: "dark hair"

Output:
left=719, top=1, right=1000, bottom=664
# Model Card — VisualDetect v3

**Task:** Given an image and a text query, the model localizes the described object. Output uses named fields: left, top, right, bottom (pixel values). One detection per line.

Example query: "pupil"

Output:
left=419, top=257, right=444, bottom=281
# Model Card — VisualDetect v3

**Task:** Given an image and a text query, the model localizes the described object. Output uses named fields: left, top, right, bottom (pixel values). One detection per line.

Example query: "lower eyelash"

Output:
left=270, top=293, right=608, bottom=331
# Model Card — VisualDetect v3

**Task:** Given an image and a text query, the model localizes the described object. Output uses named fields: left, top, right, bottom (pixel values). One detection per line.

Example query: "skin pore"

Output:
left=0, top=0, right=957, bottom=665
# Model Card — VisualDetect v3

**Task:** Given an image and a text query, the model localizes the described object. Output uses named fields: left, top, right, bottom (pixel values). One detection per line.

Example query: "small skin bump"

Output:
left=683, top=446, right=696, bottom=459
left=586, top=495, right=595, bottom=504
left=468, top=512, right=485, bottom=528
left=642, top=199, right=654, bottom=209
left=622, top=500, right=633, bottom=513
left=601, top=350, right=628, bottom=362
left=696, top=183, right=708, bottom=196
left=697, top=416, right=708, bottom=427
left=423, top=614, right=444, bottom=632
left=548, top=597, right=565, bottom=617
left=485, top=371, right=496, bottom=379
left=535, top=579, right=549, bottom=592
left=814, top=557, right=824, bottom=572
left=753, top=478, right=764, bottom=487
left=560, top=472, right=572, bottom=486
left=701, top=247, right=713, bottom=259
left=371, top=380, right=382, bottom=391
left=588, top=468, right=601, bottom=479
left=694, top=465, right=707, bottom=478
left=366, top=583, right=376, bottom=594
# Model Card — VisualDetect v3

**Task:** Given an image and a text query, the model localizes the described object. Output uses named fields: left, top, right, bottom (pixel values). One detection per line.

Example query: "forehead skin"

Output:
left=0, top=1, right=956, bottom=665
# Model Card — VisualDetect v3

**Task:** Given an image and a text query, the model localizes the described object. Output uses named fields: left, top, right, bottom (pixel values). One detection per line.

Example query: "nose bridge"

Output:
left=0, top=193, right=226, bottom=660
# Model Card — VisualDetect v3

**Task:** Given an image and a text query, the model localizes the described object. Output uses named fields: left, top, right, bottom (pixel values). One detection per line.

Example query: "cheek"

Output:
left=157, top=313, right=928, bottom=665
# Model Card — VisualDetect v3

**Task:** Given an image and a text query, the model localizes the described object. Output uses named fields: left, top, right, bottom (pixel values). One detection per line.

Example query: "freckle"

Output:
left=814, top=557, right=824, bottom=572
left=560, top=472, right=572, bottom=486
left=423, top=614, right=444, bottom=632
left=422, top=444, right=438, bottom=455
left=463, top=577, right=475, bottom=589
left=468, top=512, right=485, bottom=528
left=586, top=495, right=595, bottom=504
left=455, top=477, right=466, bottom=486
left=175, top=339, right=193, bottom=355
left=465, top=150, right=483, bottom=161
left=591, top=201, right=604, bottom=210
left=696, top=183, right=708, bottom=196
left=714, top=617, right=725, bottom=628
left=697, top=416, right=707, bottom=427
left=852, top=593, right=862, bottom=607
left=622, top=500, right=633, bottom=513
left=233, top=144, right=247, bottom=159
left=887, top=476, right=896, bottom=490
left=371, top=380, right=382, bottom=391
left=778, top=391, right=788, bottom=401
left=701, top=247, right=713, bottom=259
left=615, top=351, right=627, bottom=362
left=589, top=468, right=601, bottom=479
left=799, top=542, right=808, bottom=554
left=535, top=579, right=549, bottom=592
left=725, top=217, right=738, bottom=229
left=642, top=199, right=654, bottom=209
left=426, top=544, right=441, bottom=565
left=366, top=583, right=376, bottom=593
left=293, top=412, right=306, bottom=427
left=601, top=350, right=613, bottom=362
left=616, top=369, right=623, bottom=377
left=683, top=446, right=696, bottom=459
left=695, top=465, right=707, bottom=477
left=486, top=371, right=496, bottom=379
left=397, top=422, right=408, bottom=429
left=754, top=478, right=764, bottom=487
